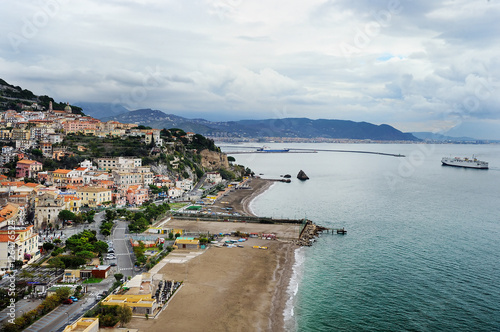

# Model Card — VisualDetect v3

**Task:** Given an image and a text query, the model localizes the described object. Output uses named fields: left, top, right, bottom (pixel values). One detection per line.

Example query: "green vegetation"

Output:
left=83, top=304, right=131, bottom=328
left=133, top=241, right=147, bottom=265
left=1, top=287, right=73, bottom=331
left=65, top=230, right=108, bottom=255
left=125, top=202, right=170, bottom=233
left=83, top=278, right=103, bottom=284
left=48, top=255, right=86, bottom=269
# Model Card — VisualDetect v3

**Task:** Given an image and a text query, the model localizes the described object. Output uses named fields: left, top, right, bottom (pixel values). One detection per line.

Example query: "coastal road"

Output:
left=112, top=220, right=136, bottom=278
left=24, top=294, right=99, bottom=332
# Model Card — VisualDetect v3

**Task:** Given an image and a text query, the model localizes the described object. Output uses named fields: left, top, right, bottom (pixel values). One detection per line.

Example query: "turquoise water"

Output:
left=226, top=143, right=500, bottom=332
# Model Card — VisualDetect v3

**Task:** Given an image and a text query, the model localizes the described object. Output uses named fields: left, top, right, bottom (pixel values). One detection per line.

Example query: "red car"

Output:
left=63, top=298, right=73, bottom=304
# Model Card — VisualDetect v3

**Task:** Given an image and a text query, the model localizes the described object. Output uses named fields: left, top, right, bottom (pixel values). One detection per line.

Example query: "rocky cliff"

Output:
left=200, top=149, right=229, bottom=170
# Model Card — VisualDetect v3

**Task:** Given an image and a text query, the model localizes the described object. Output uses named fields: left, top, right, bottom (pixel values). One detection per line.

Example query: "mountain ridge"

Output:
left=103, top=108, right=419, bottom=141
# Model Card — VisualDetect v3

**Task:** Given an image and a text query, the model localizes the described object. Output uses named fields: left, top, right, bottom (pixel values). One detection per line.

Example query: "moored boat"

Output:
left=256, top=146, right=289, bottom=152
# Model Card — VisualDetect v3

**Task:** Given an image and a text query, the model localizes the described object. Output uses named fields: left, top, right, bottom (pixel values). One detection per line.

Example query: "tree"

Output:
left=58, top=210, right=76, bottom=222
left=105, top=209, right=117, bottom=222
left=42, top=242, right=55, bottom=251
left=55, top=287, right=71, bottom=302
left=93, top=241, right=108, bottom=254
left=117, top=306, right=132, bottom=327
left=75, top=250, right=94, bottom=259
left=13, top=260, right=23, bottom=269
left=114, top=273, right=124, bottom=282
left=48, top=257, right=64, bottom=268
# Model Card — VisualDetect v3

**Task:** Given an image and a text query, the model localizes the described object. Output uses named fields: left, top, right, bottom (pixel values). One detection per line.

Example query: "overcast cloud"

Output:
left=1, top=0, right=499, bottom=138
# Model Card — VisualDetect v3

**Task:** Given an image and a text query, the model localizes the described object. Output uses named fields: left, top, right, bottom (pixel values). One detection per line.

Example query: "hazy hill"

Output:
left=0, top=78, right=84, bottom=114
left=75, top=102, right=129, bottom=119
left=104, top=109, right=419, bottom=141
left=411, top=132, right=477, bottom=142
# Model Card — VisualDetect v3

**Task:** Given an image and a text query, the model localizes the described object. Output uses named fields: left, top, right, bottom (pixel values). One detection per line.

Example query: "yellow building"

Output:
left=0, top=224, right=39, bottom=271
left=62, top=195, right=82, bottom=213
left=173, top=237, right=200, bottom=250
left=63, top=317, right=98, bottom=332
left=101, top=294, right=157, bottom=315
left=51, top=169, right=72, bottom=186
left=76, top=188, right=112, bottom=208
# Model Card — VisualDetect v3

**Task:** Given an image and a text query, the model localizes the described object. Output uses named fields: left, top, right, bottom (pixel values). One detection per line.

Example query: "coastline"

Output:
left=241, top=178, right=274, bottom=216
left=128, top=176, right=297, bottom=332
left=210, top=177, right=274, bottom=217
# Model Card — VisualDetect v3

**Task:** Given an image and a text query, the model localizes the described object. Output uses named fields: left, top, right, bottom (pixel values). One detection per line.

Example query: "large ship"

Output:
left=441, top=156, right=488, bottom=169
left=256, top=146, right=290, bottom=153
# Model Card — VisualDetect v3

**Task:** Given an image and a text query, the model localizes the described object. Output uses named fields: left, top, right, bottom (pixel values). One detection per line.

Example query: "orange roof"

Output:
left=17, top=159, right=38, bottom=165
left=24, top=183, right=39, bottom=187
left=53, top=169, right=72, bottom=174
left=62, top=195, right=81, bottom=202
left=0, top=234, right=19, bottom=242
left=0, top=175, right=7, bottom=180
left=1, top=181, right=25, bottom=187
left=75, top=167, right=87, bottom=171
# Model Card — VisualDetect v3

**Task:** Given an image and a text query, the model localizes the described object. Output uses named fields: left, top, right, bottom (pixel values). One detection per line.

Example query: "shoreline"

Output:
left=128, top=177, right=297, bottom=332
left=241, top=178, right=274, bottom=216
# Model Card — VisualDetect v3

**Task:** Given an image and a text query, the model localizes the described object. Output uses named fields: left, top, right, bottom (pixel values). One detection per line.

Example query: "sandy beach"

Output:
left=127, top=177, right=298, bottom=332
left=211, top=177, right=274, bottom=216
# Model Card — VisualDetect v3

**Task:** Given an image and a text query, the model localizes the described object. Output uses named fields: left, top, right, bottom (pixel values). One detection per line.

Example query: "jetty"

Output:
left=223, top=146, right=404, bottom=157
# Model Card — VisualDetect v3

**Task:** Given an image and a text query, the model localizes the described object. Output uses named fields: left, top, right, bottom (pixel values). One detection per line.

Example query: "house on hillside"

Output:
left=16, top=159, right=42, bottom=178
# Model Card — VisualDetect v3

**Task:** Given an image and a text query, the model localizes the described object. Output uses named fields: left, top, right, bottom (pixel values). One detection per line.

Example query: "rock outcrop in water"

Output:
left=297, top=170, right=309, bottom=180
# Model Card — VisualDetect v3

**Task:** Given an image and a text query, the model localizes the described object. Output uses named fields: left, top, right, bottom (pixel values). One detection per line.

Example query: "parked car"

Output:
left=69, top=296, right=78, bottom=302
left=63, top=298, right=73, bottom=304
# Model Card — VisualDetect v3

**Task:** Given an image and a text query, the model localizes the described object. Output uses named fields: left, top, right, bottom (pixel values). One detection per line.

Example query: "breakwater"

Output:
left=172, top=211, right=305, bottom=225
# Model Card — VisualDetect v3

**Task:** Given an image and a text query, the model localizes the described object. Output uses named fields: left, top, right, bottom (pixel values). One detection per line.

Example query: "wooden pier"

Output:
left=320, top=227, right=347, bottom=235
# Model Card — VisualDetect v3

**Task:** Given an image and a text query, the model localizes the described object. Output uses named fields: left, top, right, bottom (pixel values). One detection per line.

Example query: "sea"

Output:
left=221, top=143, right=500, bottom=332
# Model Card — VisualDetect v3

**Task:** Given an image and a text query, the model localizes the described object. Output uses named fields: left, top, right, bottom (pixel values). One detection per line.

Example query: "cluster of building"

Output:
left=0, top=103, right=165, bottom=161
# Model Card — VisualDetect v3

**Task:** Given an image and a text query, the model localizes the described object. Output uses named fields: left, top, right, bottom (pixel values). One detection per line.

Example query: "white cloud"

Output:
left=0, top=0, right=499, bottom=138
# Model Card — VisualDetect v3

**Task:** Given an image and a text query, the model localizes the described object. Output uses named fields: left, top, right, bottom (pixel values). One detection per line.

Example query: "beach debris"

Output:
left=297, top=170, right=309, bottom=180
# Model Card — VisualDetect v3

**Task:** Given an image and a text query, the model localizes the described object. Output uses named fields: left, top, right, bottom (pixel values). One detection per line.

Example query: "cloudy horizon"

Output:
left=1, top=0, right=499, bottom=139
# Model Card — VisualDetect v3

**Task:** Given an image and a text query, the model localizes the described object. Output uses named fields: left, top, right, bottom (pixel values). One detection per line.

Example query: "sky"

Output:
left=1, top=0, right=499, bottom=139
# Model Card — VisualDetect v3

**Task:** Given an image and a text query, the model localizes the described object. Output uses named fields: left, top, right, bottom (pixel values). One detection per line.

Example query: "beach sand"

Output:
left=127, top=177, right=297, bottom=332
left=211, top=177, right=274, bottom=216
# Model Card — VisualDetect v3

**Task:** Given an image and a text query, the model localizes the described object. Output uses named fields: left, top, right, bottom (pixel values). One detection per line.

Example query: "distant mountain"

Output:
left=74, top=102, right=128, bottom=119
left=411, top=132, right=478, bottom=142
left=105, top=109, right=419, bottom=141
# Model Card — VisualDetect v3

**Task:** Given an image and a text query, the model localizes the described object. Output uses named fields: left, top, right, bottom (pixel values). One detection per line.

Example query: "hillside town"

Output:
left=0, top=99, right=237, bottom=259
left=0, top=101, right=261, bottom=331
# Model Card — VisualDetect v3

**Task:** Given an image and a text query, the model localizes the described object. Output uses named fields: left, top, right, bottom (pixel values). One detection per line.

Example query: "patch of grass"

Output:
left=83, top=277, right=103, bottom=284
left=170, top=202, right=189, bottom=210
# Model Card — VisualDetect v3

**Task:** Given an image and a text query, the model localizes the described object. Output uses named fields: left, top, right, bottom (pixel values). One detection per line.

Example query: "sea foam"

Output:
left=283, top=246, right=306, bottom=332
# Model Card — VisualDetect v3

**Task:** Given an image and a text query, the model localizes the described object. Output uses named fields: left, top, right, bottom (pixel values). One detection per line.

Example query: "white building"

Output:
left=175, top=179, right=193, bottom=191
left=95, top=157, right=142, bottom=171
left=206, top=172, right=223, bottom=184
